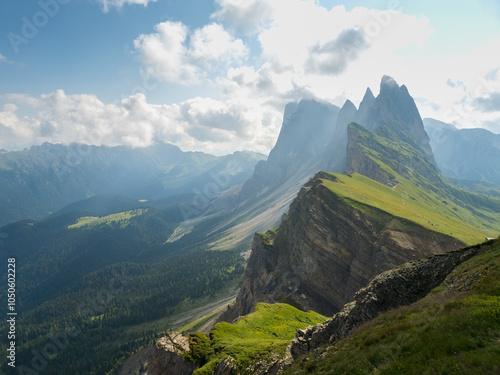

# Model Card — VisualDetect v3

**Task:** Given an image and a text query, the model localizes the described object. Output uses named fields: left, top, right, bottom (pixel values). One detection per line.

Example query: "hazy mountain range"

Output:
left=0, top=143, right=264, bottom=227
left=0, top=76, right=499, bottom=374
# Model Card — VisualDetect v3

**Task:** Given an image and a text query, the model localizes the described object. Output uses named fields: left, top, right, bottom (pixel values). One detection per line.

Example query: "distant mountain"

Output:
left=228, top=99, right=341, bottom=202
left=424, top=118, right=500, bottom=186
left=342, top=76, right=438, bottom=183
left=0, top=142, right=265, bottom=227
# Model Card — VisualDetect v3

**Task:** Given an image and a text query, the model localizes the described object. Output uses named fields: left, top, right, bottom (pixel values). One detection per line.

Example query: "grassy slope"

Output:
left=68, top=208, right=148, bottom=229
left=321, top=172, right=500, bottom=245
left=189, top=303, right=327, bottom=374
left=320, top=124, right=500, bottom=245
left=285, top=239, right=500, bottom=375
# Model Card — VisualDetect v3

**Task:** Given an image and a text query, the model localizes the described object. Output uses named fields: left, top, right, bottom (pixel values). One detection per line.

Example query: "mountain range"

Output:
left=142, top=76, right=500, bottom=375
left=1, top=76, right=499, bottom=374
left=0, top=142, right=264, bottom=227
left=424, top=117, right=500, bottom=185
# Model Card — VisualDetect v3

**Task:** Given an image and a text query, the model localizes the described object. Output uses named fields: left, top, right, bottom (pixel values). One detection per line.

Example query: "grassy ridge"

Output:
left=285, top=239, right=500, bottom=374
left=189, top=303, right=327, bottom=374
left=321, top=172, right=500, bottom=245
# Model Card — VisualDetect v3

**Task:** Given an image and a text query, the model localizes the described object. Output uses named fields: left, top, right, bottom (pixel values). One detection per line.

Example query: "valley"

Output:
left=1, top=76, right=499, bottom=374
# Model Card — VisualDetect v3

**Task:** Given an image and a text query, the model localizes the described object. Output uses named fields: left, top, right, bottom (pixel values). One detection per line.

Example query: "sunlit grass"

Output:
left=285, top=239, right=500, bottom=375
left=322, top=172, right=500, bottom=245
left=67, top=208, right=148, bottom=229
left=190, top=303, right=327, bottom=374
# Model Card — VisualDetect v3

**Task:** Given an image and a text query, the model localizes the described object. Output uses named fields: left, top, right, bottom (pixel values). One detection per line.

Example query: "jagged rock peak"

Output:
left=363, top=87, right=375, bottom=100
left=341, top=99, right=357, bottom=111
left=380, top=75, right=400, bottom=92
left=359, top=87, right=375, bottom=108
left=337, top=99, right=358, bottom=127
left=355, top=87, right=376, bottom=126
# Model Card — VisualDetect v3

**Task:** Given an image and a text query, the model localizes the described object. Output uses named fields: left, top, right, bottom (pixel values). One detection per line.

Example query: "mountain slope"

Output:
left=203, top=100, right=341, bottom=249
left=424, top=118, right=500, bottom=185
left=146, top=239, right=499, bottom=375
left=222, top=82, right=500, bottom=321
left=0, top=142, right=264, bottom=227
left=286, top=238, right=500, bottom=374
left=205, top=76, right=442, bottom=251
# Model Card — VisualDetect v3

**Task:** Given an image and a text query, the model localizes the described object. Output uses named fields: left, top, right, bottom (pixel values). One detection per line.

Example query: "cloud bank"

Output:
left=0, top=90, right=281, bottom=155
left=1, top=0, right=499, bottom=154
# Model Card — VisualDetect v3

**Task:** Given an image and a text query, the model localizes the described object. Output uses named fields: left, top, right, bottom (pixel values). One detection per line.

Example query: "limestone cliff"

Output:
left=289, top=243, right=481, bottom=358
left=220, top=172, right=464, bottom=322
left=147, top=332, right=197, bottom=375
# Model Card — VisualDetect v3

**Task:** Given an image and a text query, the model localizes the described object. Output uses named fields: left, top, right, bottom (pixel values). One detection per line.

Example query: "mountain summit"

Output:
left=219, top=76, right=500, bottom=324
left=207, top=76, right=447, bottom=249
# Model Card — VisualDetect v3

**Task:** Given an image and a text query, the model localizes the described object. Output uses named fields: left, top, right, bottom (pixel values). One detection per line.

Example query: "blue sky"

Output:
left=0, top=0, right=499, bottom=154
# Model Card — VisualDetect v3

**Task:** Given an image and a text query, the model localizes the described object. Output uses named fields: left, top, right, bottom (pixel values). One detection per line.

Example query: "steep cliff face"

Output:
left=221, top=172, right=464, bottom=321
left=345, top=123, right=442, bottom=187
left=325, top=76, right=437, bottom=179
left=289, top=243, right=481, bottom=358
left=369, top=76, right=436, bottom=166
left=205, top=99, right=341, bottom=248
left=205, top=76, right=441, bottom=249
left=216, top=99, right=341, bottom=208
left=147, top=332, right=197, bottom=375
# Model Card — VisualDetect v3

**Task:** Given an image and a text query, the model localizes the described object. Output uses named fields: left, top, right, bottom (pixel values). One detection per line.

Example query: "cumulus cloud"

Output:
left=6, top=0, right=497, bottom=154
left=410, top=40, right=500, bottom=131
left=0, top=91, right=279, bottom=155
left=211, top=0, right=276, bottom=34
left=98, top=0, right=157, bottom=13
left=134, top=21, right=247, bottom=85
left=306, top=28, right=369, bottom=75
left=473, top=93, right=500, bottom=113
left=2, top=93, right=42, bottom=108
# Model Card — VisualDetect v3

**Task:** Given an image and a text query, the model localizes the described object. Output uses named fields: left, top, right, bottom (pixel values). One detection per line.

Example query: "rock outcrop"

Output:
left=289, top=243, right=481, bottom=358
left=212, top=356, right=237, bottom=375
left=147, top=332, right=197, bottom=375
left=220, top=172, right=464, bottom=322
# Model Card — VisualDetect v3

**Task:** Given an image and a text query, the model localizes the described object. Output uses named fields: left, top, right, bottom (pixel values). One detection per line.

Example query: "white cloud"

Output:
left=2, top=93, right=42, bottom=108
left=0, top=54, right=5, bottom=62
left=98, top=0, right=157, bottom=13
left=0, top=90, right=279, bottom=155
left=4, top=0, right=499, bottom=155
left=134, top=21, right=247, bottom=85
left=211, top=0, right=276, bottom=34
left=392, top=39, right=500, bottom=132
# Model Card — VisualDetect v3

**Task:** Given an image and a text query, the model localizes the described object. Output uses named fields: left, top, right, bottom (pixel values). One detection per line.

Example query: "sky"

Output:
left=0, top=0, right=499, bottom=155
